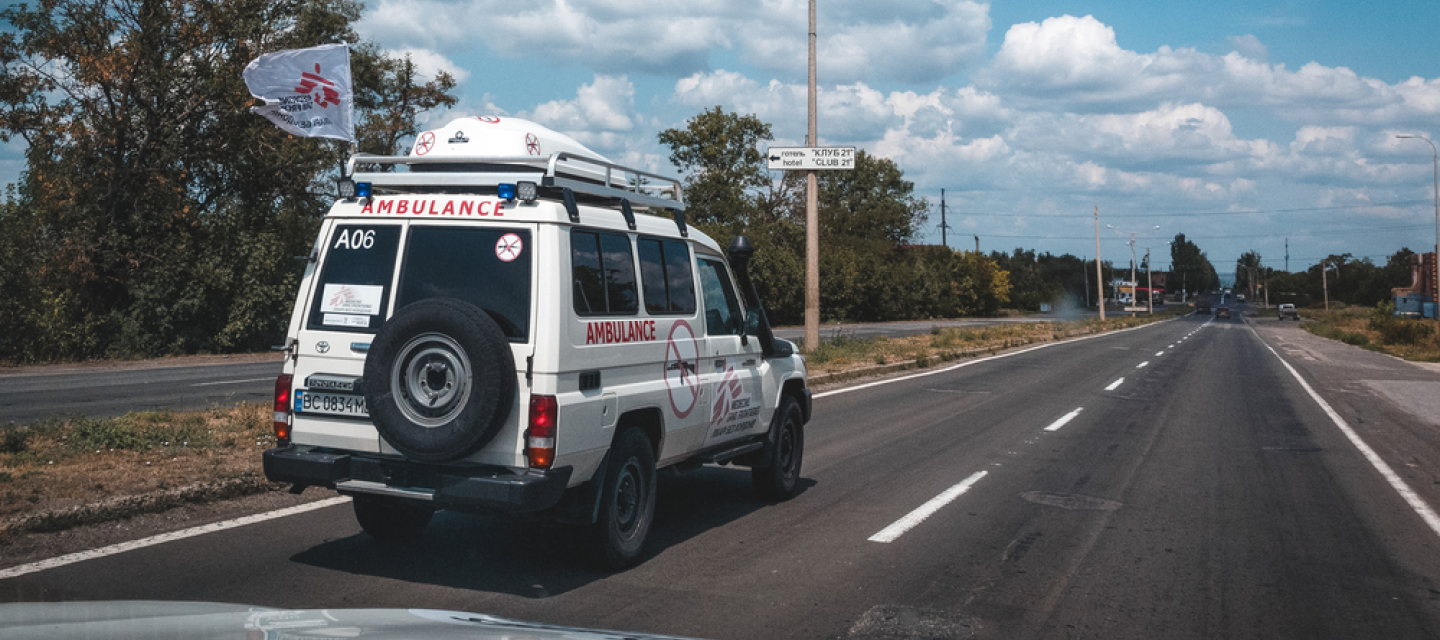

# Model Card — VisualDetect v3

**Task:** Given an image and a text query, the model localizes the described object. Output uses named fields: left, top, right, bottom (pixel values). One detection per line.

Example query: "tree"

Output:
left=657, top=106, right=772, bottom=230
left=1169, top=233, right=1217, bottom=298
left=0, top=0, right=457, bottom=361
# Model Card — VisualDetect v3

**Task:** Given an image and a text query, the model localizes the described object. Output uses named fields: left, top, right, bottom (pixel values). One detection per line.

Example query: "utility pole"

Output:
left=940, top=188, right=948, bottom=249
left=1129, top=232, right=1137, bottom=317
left=1322, top=259, right=1330, bottom=311
left=803, top=0, right=819, bottom=352
left=1285, top=238, right=1289, bottom=272
left=1094, top=206, right=1105, bottom=320
left=974, top=235, right=980, bottom=255
left=1146, top=248, right=1154, bottom=314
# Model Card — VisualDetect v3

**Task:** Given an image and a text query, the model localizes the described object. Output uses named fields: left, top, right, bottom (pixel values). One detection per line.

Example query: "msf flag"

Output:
left=243, top=43, right=355, bottom=142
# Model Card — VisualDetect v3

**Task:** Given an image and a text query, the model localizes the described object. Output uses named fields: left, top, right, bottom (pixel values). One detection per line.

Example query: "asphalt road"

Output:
left=6, top=309, right=1440, bottom=639
left=0, top=313, right=1094, bottom=425
left=0, top=360, right=282, bottom=425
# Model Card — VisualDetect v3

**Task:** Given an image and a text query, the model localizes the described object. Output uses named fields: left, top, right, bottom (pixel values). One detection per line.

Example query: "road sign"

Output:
left=767, top=146, right=856, bottom=171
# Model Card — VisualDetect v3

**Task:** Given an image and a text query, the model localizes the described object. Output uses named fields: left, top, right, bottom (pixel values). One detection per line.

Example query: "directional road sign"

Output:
left=767, top=146, right=856, bottom=171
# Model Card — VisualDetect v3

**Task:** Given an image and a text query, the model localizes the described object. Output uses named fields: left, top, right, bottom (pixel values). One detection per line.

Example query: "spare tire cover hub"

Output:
left=393, top=332, right=472, bottom=428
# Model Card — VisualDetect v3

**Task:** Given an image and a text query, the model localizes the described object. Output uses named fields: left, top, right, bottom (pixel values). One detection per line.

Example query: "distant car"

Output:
left=1237, top=294, right=1245, bottom=302
left=1215, top=306, right=1231, bottom=319
left=1278, top=303, right=1298, bottom=320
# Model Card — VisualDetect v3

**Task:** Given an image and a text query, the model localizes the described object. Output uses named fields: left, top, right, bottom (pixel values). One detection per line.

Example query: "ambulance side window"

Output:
left=698, top=258, right=744, bottom=336
left=571, top=230, right=638, bottom=316
left=638, top=238, right=696, bottom=315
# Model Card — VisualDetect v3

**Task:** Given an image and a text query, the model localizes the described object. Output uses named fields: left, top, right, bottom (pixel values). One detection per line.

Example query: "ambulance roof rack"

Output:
left=345, top=152, right=685, bottom=214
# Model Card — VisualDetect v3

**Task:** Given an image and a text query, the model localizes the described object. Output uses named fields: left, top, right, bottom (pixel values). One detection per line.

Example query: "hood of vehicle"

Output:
left=0, top=601, right=705, bottom=640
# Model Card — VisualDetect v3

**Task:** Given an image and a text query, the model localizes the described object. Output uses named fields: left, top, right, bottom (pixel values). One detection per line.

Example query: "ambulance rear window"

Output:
left=395, top=226, right=532, bottom=342
left=307, top=225, right=402, bottom=333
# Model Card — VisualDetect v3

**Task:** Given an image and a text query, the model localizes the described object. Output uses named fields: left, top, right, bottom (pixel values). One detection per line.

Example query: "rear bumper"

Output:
left=264, top=445, right=571, bottom=513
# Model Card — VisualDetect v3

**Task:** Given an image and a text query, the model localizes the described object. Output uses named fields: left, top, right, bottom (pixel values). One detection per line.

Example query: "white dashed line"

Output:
left=1155, top=351, right=1165, bottom=357
left=1105, top=378, right=1125, bottom=391
left=869, top=471, right=988, bottom=543
left=1044, top=407, right=1084, bottom=432
left=1136, top=361, right=1149, bottom=369
left=0, top=497, right=352, bottom=580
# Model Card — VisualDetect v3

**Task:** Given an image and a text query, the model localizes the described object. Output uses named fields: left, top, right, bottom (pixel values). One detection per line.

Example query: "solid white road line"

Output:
left=869, top=471, right=988, bottom=543
left=1257, top=338, right=1440, bottom=540
left=815, top=319, right=1176, bottom=400
left=1105, top=378, right=1125, bottom=391
left=0, top=497, right=352, bottom=580
left=1136, top=361, right=1149, bottom=369
left=1044, top=407, right=1084, bottom=432
left=190, top=377, right=273, bottom=387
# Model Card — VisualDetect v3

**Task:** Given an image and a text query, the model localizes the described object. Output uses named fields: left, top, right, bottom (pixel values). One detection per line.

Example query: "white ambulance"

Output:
left=264, top=116, right=810, bottom=569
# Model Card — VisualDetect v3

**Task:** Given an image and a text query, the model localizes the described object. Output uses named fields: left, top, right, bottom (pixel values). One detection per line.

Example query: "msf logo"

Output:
left=295, top=63, right=341, bottom=108
left=328, top=286, right=355, bottom=307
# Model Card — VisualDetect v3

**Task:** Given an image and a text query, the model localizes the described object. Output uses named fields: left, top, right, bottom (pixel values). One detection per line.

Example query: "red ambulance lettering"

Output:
left=585, top=320, right=657, bottom=345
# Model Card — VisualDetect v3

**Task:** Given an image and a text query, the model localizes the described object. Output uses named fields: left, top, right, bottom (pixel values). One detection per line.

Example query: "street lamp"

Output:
left=1397, top=134, right=1439, bottom=318
left=1108, top=224, right=1160, bottom=316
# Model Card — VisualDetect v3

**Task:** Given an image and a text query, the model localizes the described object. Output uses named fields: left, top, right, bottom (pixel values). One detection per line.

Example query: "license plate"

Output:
left=295, top=390, right=368, bottom=418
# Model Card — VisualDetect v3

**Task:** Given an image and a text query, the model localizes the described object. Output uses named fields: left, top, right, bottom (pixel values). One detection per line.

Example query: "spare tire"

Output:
left=364, top=298, right=517, bottom=462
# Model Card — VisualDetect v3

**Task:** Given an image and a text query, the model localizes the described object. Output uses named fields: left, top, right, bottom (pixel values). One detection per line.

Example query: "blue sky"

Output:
left=10, top=1, right=1440, bottom=275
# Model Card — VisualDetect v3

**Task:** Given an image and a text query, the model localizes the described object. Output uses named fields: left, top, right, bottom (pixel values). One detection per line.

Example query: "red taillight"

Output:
left=526, top=395, right=557, bottom=469
left=274, top=374, right=293, bottom=443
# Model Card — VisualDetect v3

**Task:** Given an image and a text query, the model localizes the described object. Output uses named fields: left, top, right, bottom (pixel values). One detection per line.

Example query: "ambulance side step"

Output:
left=699, top=441, right=765, bottom=465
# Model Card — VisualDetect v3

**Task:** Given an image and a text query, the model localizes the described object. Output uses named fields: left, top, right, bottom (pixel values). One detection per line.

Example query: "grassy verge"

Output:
left=1299, top=303, right=1440, bottom=362
left=0, top=404, right=281, bottom=539
left=805, top=306, right=1189, bottom=377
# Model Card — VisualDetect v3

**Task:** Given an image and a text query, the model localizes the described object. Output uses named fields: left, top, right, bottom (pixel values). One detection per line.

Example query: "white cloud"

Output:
left=518, top=75, right=647, bottom=157
left=981, top=14, right=1440, bottom=126
left=359, top=0, right=989, bottom=83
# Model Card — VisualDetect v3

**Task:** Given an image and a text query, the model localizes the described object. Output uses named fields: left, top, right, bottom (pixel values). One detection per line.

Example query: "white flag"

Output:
left=243, top=43, right=355, bottom=142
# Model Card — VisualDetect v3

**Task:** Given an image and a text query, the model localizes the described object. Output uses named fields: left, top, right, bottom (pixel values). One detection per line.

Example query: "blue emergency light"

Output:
left=498, top=183, right=517, bottom=201
left=355, top=182, right=372, bottom=198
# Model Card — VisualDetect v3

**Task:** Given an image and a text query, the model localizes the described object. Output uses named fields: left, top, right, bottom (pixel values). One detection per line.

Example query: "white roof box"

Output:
left=343, top=116, right=684, bottom=211
left=410, top=116, right=610, bottom=164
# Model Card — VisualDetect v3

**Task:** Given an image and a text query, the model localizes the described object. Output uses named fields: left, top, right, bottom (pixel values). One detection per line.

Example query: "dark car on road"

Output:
left=1215, top=305, right=1231, bottom=319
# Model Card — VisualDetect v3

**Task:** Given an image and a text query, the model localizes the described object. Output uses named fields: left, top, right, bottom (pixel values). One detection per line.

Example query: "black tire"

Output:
left=590, top=428, right=657, bottom=570
left=364, top=298, right=516, bottom=463
left=353, top=494, right=434, bottom=542
left=752, top=396, right=804, bottom=501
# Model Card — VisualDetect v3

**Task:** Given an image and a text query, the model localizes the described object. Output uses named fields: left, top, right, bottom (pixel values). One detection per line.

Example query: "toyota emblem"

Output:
left=316, top=341, right=330, bottom=354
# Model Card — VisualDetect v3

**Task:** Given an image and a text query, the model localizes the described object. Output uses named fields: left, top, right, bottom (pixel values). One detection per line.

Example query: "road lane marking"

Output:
left=1105, top=378, right=1125, bottom=391
left=0, top=497, right=352, bottom=580
left=190, top=377, right=273, bottom=387
left=1255, top=336, right=1440, bottom=540
left=1136, top=361, right=1149, bottom=369
left=869, top=471, right=988, bottom=543
left=10, top=317, right=1181, bottom=575
left=1044, top=407, right=1084, bottom=432
left=1155, top=351, right=1165, bottom=356
left=815, top=319, right=1176, bottom=400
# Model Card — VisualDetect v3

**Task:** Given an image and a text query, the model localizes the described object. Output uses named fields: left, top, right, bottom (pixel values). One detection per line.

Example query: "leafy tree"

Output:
left=1169, top=233, right=1218, bottom=298
left=657, top=106, right=772, bottom=230
left=657, top=108, right=1008, bottom=326
left=0, top=0, right=456, bottom=361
